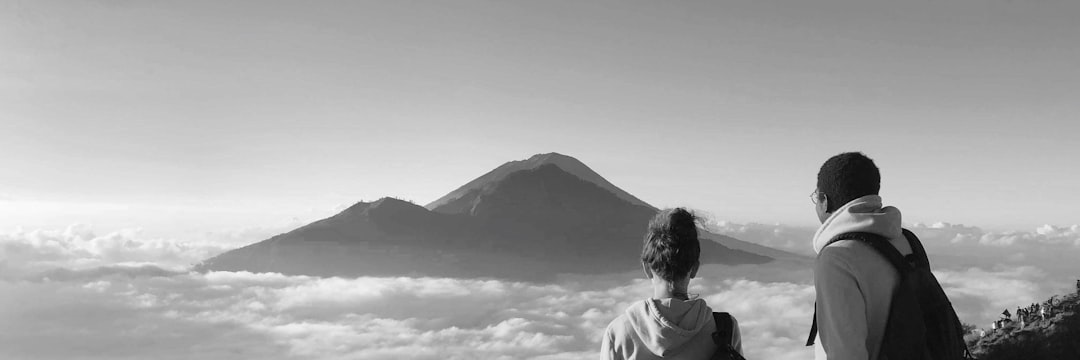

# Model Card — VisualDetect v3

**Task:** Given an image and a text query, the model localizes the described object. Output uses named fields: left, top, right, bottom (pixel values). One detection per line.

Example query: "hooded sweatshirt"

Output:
left=601, top=298, right=742, bottom=360
left=812, top=195, right=912, bottom=360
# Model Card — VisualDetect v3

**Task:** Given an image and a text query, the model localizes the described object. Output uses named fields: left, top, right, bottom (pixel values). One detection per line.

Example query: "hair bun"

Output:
left=641, top=207, right=702, bottom=282
left=658, top=207, right=698, bottom=243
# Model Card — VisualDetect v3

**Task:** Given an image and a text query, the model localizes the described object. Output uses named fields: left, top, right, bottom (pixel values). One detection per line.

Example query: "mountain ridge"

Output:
left=197, top=153, right=802, bottom=281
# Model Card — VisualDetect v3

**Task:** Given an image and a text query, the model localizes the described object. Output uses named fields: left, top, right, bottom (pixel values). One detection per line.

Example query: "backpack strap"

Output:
left=840, top=232, right=913, bottom=273
left=712, top=312, right=745, bottom=360
left=805, top=231, right=910, bottom=347
left=901, top=228, right=930, bottom=267
left=712, top=312, right=733, bottom=346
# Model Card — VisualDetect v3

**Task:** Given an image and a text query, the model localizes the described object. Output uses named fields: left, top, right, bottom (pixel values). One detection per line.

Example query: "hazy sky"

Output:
left=2, top=0, right=1077, bottom=237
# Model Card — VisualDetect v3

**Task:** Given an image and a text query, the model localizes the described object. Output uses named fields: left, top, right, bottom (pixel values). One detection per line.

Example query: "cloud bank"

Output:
left=0, top=268, right=818, bottom=360
left=1, top=225, right=1070, bottom=359
left=0, top=224, right=234, bottom=276
left=710, top=220, right=1080, bottom=275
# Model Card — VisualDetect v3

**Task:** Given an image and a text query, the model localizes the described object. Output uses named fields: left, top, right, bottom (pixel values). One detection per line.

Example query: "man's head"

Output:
left=813, top=152, right=881, bottom=222
left=641, top=207, right=700, bottom=282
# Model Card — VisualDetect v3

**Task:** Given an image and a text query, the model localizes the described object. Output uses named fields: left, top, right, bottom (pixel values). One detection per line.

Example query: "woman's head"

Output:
left=641, top=208, right=701, bottom=282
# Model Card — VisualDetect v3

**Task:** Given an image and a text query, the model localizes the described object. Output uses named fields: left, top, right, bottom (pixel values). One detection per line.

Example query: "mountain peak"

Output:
left=526, top=152, right=576, bottom=163
left=369, top=196, right=413, bottom=207
left=426, top=152, right=653, bottom=213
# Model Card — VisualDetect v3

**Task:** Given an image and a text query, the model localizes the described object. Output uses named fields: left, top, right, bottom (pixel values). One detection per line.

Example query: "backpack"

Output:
left=711, top=312, right=746, bottom=360
left=805, top=229, right=973, bottom=360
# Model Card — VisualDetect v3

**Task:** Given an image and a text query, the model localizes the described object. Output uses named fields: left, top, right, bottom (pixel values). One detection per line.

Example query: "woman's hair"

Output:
left=641, top=208, right=701, bottom=282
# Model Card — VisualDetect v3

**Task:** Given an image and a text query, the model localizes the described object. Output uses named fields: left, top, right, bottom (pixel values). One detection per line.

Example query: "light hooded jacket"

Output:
left=602, top=297, right=742, bottom=360
left=812, top=195, right=913, bottom=360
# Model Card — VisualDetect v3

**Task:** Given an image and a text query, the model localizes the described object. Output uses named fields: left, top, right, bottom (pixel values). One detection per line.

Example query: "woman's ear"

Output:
left=689, top=262, right=699, bottom=279
left=641, top=261, right=653, bottom=279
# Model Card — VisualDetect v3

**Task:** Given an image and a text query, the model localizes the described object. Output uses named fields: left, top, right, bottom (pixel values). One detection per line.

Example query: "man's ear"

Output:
left=689, top=262, right=699, bottom=279
left=641, top=261, right=653, bottom=279
left=816, top=194, right=832, bottom=223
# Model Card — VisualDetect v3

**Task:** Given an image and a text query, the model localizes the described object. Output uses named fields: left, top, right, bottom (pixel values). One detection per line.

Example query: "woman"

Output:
left=601, top=208, right=743, bottom=359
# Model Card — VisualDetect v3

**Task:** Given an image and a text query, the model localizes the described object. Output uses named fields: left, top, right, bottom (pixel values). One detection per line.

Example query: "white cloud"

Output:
left=910, top=222, right=1080, bottom=248
left=0, top=224, right=235, bottom=276
left=0, top=262, right=823, bottom=360
left=711, top=220, right=1080, bottom=254
left=0, top=224, right=1071, bottom=359
left=935, top=266, right=1068, bottom=330
left=708, top=221, right=817, bottom=255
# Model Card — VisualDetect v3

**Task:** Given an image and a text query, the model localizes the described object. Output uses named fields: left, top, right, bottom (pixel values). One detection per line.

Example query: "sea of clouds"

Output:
left=1, top=223, right=1077, bottom=359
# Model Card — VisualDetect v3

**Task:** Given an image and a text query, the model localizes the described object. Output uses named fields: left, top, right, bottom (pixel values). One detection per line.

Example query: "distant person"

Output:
left=601, top=208, right=744, bottom=360
left=1003, top=309, right=1011, bottom=320
left=805, top=152, right=969, bottom=360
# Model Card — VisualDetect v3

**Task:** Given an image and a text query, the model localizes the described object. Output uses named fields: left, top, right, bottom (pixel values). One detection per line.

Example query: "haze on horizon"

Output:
left=3, top=0, right=1079, bottom=238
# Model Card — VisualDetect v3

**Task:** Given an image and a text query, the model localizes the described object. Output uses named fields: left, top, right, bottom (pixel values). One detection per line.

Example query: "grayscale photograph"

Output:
left=2, top=1, right=1078, bottom=359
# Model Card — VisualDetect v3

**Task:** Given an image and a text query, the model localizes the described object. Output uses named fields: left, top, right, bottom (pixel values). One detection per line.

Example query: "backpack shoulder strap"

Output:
left=807, top=231, right=909, bottom=347
left=806, top=309, right=817, bottom=346
left=712, top=312, right=733, bottom=346
left=901, top=228, right=930, bottom=266
left=712, top=312, right=746, bottom=360
left=837, top=232, right=912, bottom=273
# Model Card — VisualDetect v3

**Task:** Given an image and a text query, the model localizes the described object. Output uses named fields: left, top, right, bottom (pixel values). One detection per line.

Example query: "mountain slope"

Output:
left=972, top=291, right=1080, bottom=360
left=198, top=153, right=795, bottom=281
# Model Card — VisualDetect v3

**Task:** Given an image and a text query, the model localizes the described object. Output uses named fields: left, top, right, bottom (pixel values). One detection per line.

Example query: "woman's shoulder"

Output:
left=604, top=300, right=650, bottom=339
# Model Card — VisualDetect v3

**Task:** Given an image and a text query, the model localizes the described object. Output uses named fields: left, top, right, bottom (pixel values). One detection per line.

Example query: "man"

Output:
left=809, top=152, right=914, bottom=360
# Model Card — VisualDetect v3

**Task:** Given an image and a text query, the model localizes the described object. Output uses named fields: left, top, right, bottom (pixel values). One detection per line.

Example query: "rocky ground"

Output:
left=970, top=290, right=1080, bottom=360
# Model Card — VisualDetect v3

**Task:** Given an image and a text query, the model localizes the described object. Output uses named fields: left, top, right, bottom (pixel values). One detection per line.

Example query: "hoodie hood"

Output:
left=624, top=298, right=712, bottom=356
left=813, top=195, right=903, bottom=254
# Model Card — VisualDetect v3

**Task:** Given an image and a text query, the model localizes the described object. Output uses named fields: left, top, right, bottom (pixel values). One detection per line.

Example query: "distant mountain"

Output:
left=427, top=152, right=653, bottom=213
left=971, top=291, right=1080, bottom=360
left=197, top=153, right=798, bottom=281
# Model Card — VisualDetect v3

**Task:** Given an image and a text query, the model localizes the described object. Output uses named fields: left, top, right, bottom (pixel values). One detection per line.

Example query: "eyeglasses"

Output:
left=810, top=190, right=823, bottom=205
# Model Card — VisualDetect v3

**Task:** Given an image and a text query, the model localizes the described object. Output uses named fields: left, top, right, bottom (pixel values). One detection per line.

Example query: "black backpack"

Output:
left=711, top=312, right=746, bottom=360
left=805, top=229, right=973, bottom=360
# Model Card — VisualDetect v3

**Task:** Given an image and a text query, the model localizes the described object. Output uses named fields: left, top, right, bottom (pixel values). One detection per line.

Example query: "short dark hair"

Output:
left=817, top=152, right=881, bottom=213
left=641, top=208, right=700, bottom=282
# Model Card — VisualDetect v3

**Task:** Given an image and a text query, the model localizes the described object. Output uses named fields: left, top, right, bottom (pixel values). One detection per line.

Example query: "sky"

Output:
left=2, top=0, right=1079, bottom=239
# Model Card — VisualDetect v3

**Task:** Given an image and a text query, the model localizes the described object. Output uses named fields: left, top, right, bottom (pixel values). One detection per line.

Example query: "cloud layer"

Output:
left=0, top=268, right=819, bottom=360
left=0, top=224, right=234, bottom=276
left=710, top=220, right=1080, bottom=277
left=1, top=225, right=1071, bottom=359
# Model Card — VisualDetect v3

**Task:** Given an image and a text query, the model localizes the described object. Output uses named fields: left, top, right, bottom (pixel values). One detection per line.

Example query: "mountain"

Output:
left=427, top=153, right=653, bottom=213
left=197, top=153, right=798, bottom=281
left=971, top=291, right=1080, bottom=360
